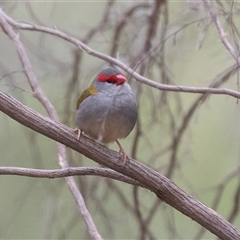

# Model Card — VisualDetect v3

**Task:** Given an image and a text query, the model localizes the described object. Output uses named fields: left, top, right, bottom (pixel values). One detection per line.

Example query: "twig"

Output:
left=203, top=0, right=240, bottom=64
left=0, top=166, right=143, bottom=187
left=1, top=9, right=240, bottom=99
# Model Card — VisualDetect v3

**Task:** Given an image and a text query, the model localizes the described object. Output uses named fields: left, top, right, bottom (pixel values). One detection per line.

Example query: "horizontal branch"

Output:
left=1, top=9, right=240, bottom=99
left=0, top=90, right=239, bottom=240
left=0, top=166, right=143, bottom=187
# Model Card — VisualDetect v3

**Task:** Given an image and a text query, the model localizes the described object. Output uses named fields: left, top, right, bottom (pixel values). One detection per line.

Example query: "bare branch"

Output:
left=0, top=166, right=143, bottom=187
left=1, top=9, right=240, bottom=99
left=0, top=90, right=239, bottom=240
left=203, top=0, right=240, bottom=64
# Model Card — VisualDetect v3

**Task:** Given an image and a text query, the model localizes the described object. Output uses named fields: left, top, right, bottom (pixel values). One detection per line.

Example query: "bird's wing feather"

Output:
left=76, top=82, right=97, bottom=109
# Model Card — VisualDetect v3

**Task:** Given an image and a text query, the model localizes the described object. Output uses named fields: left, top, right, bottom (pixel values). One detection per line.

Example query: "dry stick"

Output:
left=0, top=11, right=102, bottom=240
left=0, top=167, right=142, bottom=187
left=0, top=91, right=239, bottom=240
left=2, top=9, right=240, bottom=99
left=203, top=0, right=239, bottom=64
left=134, top=2, right=165, bottom=239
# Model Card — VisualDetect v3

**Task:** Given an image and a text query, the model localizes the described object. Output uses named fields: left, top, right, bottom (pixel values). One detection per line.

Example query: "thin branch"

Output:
left=165, top=63, right=238, bottom=179
left=110, top=3, right=150, bottom=57
left=228, top=182, right=240, bottom=223
left=0, top=12, right=56, bottom=118
left=1, top=9, right=240, bottom=99
left=0, top=166, right=143, bottom=187
left=203, top=0, right=240, bottom=64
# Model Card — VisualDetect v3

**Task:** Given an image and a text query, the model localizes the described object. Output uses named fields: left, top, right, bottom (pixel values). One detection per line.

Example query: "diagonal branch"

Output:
left=203, top=0, right=240, bottom=64
left=0, top=90, right=239, bottom=240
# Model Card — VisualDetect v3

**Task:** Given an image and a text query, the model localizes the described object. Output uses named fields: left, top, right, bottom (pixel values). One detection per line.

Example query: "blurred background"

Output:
left=0, top=1, right=239, bottom=239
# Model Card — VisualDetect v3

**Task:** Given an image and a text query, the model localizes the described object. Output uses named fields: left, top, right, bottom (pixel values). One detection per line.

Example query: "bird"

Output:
left=75, top=67, right=138, bottom=166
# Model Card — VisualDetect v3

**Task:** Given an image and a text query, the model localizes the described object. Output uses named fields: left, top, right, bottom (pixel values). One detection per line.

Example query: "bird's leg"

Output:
left=74, top=128, right=84, bottom=140
left=116, top=140, right=128, bottom=166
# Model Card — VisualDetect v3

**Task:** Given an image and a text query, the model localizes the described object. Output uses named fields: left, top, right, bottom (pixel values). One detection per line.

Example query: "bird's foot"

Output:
left=116, top=140, right=129, bottom=166
left=74, top=128, right=84, bottom=140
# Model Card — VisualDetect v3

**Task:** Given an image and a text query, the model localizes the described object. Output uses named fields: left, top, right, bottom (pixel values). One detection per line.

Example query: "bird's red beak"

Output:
left=116, top=74, right=126, bottom=85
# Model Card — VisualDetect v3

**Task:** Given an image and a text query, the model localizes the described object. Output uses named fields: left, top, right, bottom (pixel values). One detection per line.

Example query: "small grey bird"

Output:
left=75, top=67, right=138, bottom=165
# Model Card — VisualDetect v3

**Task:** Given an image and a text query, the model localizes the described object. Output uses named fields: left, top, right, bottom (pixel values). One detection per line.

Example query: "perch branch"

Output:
left=0, top=90, right=239, bottom=240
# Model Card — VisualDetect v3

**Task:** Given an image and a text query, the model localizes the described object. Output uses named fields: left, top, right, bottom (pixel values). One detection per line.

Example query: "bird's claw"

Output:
left=119, top=150, right=128, bottom=166
left=74, top=128, right=84, bottom=140
left=116, top=140, right=129, bottom=166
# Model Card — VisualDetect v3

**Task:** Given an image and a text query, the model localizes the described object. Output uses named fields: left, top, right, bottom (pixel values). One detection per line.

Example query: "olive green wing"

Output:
left=75, top=82, right=97, bottom=109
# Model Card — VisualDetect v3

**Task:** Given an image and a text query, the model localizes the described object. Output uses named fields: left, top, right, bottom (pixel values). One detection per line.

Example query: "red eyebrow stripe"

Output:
left=98, top=74, right=126, bottom=83
left=98, top=74, right=113, bottom=82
